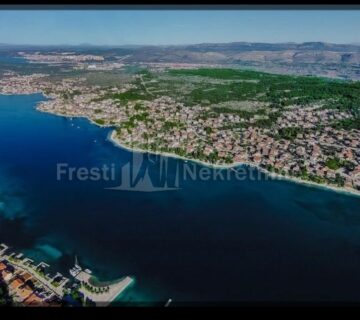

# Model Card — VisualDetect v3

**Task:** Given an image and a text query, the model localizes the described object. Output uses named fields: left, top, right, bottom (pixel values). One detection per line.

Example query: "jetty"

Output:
left=69, top=256, right=134, bottom=306
left=0, top=244, right=68, bottom=304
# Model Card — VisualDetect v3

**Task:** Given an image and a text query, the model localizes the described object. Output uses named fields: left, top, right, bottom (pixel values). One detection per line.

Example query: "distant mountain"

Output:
left=1, top=42, right=360, bottom=78
left=124, top=42, right=360, bottom=65
left=182, top=41, right=360, bottom=52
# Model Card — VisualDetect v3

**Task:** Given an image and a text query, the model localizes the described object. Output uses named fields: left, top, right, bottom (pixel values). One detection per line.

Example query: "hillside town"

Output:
left=0, top=71, right=359, bottom=193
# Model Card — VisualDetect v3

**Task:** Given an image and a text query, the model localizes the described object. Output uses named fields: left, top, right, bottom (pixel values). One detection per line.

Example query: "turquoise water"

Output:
left=33, top=244, right=63, bottom=260
left=1, top=94, right=360, bottom=304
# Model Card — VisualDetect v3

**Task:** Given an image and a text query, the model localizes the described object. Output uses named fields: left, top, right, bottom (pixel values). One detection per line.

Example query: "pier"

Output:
left=69, top=257, right=134, bottom=306
left=0, top=244, right=68, bottom=303
left=1, top=244, right=134, bottom=306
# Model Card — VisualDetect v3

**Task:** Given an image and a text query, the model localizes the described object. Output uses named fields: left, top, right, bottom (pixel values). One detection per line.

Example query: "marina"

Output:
left=0, top=243, right=133, bottom=306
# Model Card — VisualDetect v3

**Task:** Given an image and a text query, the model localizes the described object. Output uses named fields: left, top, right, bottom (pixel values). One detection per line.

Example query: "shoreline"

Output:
left=35, top=104, right=114, bottom=129
left=2, top=92, right=360, bottom=198
left=108, top=130, right=360, bottom=198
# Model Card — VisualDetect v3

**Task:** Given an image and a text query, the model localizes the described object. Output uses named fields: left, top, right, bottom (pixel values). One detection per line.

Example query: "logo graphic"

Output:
left=107, top=153, right=181, bottom=192
left=56, top=151, right=271, bottom=192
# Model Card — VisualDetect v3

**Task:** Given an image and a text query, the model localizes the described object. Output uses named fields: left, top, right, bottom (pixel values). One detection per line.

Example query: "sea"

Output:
left=1, top=93, right=360, bottom=305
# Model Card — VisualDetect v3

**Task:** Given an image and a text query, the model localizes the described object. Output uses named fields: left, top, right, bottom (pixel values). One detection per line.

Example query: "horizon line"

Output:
left=1, top=40, right=360, bottom=47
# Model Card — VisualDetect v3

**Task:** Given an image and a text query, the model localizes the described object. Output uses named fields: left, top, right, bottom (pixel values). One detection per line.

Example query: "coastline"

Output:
left=2, top=92, right=360, bottom=198
left=35, top=103, right=113, bottom=129
left=2, top=92, right=360, bottom=305
left=108, top=130, right=360, bottom=198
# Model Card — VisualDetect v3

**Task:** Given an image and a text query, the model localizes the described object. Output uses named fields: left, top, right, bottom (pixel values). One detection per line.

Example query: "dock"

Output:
left=69, top=257, right=134, bottom=306
left=0, top=244, right=134, bottom=306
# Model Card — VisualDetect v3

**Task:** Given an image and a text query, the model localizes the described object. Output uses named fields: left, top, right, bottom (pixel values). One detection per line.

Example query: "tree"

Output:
left=325, top=157, right=342, bottom=170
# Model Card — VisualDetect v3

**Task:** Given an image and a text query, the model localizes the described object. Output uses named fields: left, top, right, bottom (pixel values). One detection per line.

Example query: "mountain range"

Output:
left=124, top=42, right=360, bottom=65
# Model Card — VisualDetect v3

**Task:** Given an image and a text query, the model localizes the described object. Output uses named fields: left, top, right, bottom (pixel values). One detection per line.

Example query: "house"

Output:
left=20, top=272, right=33, bottom=282
left=0, top=262, right=7, bottom=271
left=253, top=153, right=262, bottom=163
left=8, top=277, right=25, bottom=291
left=1, top=270, right=14, bottom=282
left=15, top=284, right=34, bottom=302
left=24, top=293, right=45, bottom=306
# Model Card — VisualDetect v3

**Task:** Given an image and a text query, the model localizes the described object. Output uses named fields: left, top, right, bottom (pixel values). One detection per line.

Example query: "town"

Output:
left=0, top=67, right=359, bottom=194
left=0, top=243, right=133, bottom=307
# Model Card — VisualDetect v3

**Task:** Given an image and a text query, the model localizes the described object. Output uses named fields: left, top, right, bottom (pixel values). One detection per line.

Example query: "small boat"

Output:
left=70, top=256, right=82, bottom=277
left=69, top=267, right=81, bottom=277
left=74, top=255, right=82, bottom=270
left=84, top=269, right=92, bottom=274
left=165, top=298, right=172, bottom=307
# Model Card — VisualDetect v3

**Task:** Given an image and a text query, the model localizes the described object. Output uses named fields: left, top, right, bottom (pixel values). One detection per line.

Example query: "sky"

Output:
left=0, top=9, right=360, bottom=46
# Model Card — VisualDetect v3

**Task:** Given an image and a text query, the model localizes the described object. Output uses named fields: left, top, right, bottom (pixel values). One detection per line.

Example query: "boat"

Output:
left=74, top=255, right=81, bottom=269
left=165, top=298, right=172, bottom=307
left=70, top=255, right=82, bottom=277
left=69, top=266, right=81, bottom=278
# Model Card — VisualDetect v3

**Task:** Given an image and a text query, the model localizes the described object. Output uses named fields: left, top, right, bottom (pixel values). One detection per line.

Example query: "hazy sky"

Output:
left=0, top=10, right=360, bottom=45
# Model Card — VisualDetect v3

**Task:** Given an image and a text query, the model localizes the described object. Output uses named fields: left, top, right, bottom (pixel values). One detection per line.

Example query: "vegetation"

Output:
left=168, top=68, right=269, bottom=80
left=325, top=157, right=355, bottom=171
left=332, top=117, right=360, bottom=130
left=205, top=127, right=213, bottom=134
left=213, top=107, right=254, bottom=119
left=325, top=157, right=342, bottom=170
left=163, top=121, right=181, bottom=130
left=334, top=173, right=346, bottom=187
left=0, top=281, right=12, bottom=306
left=166, top=68, right=360, bottom=113
left=81, top=281, right=110, bottom=294
left=98, top=68, right=360, bottom=136
left=129, top=112, right=149, bottom=122
left=112, top=90, right=150, bottom=103
left=94, top=119, right=105, bottom=125
left=276, top=127, right=304, bottom=141
left=134, top=103, right=145, bottom=111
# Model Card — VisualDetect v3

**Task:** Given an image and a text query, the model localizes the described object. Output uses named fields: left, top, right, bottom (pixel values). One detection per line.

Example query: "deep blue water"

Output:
left=1, top=94, right=360, bottom=304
